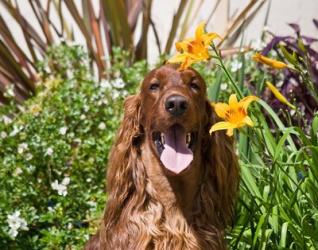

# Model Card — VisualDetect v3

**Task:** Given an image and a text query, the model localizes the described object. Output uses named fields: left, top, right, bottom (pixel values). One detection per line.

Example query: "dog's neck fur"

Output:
left=141, top=140, right=203, bottom=222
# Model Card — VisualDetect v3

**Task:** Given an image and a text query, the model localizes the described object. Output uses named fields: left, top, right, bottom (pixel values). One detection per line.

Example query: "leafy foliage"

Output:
left=207, top=36, right=318, bottom=249
left=0, top=44, right=147, bottom=249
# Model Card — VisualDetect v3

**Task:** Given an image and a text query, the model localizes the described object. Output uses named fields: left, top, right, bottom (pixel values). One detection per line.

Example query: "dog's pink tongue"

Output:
left=160, top=126, right=193, bottom=174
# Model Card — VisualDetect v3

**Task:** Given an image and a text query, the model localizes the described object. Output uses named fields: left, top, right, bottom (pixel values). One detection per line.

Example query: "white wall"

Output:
left=147, top=0, right=318, bottom=62
left=1, top=0, right=317, bottom=64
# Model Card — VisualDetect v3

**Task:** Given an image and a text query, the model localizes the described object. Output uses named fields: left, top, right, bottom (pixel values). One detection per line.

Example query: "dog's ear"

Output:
left=202, top=100, right=240, bottom=226
left=103, top=94, right=143, bottom=230
left=118, top=94, right=143, bottom=146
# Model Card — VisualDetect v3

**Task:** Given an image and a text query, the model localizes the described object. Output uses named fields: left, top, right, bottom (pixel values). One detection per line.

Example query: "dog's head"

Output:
left=138, top=64, right=210, bottom=174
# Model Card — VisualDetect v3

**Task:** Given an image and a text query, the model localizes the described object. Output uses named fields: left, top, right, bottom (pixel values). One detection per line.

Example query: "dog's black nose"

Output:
left=165, top=95, right=188, bottom=116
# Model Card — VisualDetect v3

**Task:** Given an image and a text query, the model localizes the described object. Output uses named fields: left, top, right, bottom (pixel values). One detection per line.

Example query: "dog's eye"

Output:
left=149, top=82, right=160, bottom=91
left=190, top=82, right=200, bottom=92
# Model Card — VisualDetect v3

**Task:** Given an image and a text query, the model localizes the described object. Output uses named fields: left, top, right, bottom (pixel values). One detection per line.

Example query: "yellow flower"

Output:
left=266, top=81, right=296, bottom=109
left=168, top=22, right=221, bottom=70
left=168, top=53, right=202, bottom=70
left=210, top=94, right=259, bottom=136
left=253, top=53, right=288, bottom=69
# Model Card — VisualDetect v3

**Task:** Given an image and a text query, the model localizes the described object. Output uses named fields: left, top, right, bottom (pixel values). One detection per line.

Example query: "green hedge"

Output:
left=0, top=45, right=147, bottom=249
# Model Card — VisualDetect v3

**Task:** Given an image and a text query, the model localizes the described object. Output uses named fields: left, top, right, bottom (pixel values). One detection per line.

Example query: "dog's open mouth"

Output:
left=152, top=124, right=196, bottom=174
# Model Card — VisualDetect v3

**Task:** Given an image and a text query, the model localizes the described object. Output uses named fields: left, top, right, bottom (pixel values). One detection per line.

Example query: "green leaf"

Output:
left=253, top=213, right=266, bottom=246
left=207, top=70, right=222, bottom=101
left=279, top=222, right=289, bottom=247
left=258, top=99, right=297, bottom=151
left=279, top=44, right=297, bottom=65
left=297, top=38, right=306, bottom=53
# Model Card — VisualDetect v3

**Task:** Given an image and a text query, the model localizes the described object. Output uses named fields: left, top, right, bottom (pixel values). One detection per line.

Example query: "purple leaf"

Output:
left=301, top=35, right=318, bottom=44
left=313, top=19, right=318, bottom=29
left=289, top=23, right=300, bottom=34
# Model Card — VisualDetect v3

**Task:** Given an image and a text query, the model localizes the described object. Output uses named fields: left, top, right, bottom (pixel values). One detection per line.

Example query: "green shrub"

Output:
left=0, top=44, right=147, bottom=249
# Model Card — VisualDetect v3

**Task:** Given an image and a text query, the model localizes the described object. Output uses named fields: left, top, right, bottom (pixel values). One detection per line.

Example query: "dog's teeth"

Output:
left=186, top=133, right=191, bottom=145
left=161, top=134, right=165, bottom=144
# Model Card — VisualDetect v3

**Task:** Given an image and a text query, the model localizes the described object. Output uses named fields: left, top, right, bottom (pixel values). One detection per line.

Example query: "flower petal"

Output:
left=240, top=95, right=259, bottom=111
left=195, top=21, right=206, bottom=40
left=229, top=94, right=238, bottom=108
left=266, top=81, right=296, bottom=109
left=243, top=116, right=254, bottom=127
left=175, top=38, right=193, bottom=52
left=209, top=121, right=236, bottom=134
left=179, top=56, right=193, bottom=70
left=167, top=54, right=189, bottom=64
left=253, top=53, right=287, bottom=69
left=213, top=103, right=229, bottom=119
left=201, top=32, right=221, bottom=47
left=226, top=128, right=234, bottom=136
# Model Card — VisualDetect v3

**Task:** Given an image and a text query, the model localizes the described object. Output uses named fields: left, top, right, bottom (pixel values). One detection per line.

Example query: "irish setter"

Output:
left=85, top=64, right=239, bottom=250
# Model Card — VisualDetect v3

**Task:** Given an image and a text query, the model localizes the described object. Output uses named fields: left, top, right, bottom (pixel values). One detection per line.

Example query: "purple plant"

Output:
left=261, top=20, right=318, bottom=129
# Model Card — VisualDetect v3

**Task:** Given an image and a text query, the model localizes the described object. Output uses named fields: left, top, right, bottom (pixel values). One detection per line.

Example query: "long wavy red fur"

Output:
left=85, top=65, right=239, bottom=250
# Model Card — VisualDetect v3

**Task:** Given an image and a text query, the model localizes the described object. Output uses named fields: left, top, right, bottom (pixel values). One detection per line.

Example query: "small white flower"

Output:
left=231, top=60, right=242, bottom=72
left=80, top=114, right=86, bottom=120
left=2, top=116, right=12, bottom=125
left=26, top=153, right=33, bottom=161
left=220, top=83, right=228, bottom=90
left=14, top=167, right=23, bottom=176
left=8, top=228, right=18, bottom=238
left=18, top=143, right=28, bottom=154
left=100, top=80, right=111, bottom=89
left=48, top=206, right=55, bottom=212
left=87, top=201, right=97, bottom=207
left=83, top=105, right=89, bottom=112
left=46, top=147, right=54, bottom=156
left=86, top=178, right=92, bottom=183
left=1, top=131, right=7, bottom=139
left=290, top=109, right=296, bottom=116
left=18, top=143, right=28, bottom=153
left=112, top=78, right=125, bottom=88
left=51, top=177, right=70, bottom=196
left=62, top=177, right=70, bottom=185
left=98, top=122, right=106, bottom=130
left=7, top=211, right=28, bottom=238
left=10, top=126, right=21, bottom=136
left=113, top=90, right=120, bottom=99
left=59, top=127, right=68, bottom=135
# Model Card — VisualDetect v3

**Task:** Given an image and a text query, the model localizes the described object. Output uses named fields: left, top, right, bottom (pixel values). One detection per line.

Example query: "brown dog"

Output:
left=85, top=64, right=239, bottom=250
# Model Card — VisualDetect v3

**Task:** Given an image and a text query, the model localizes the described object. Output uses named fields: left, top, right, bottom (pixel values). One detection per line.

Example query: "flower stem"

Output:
left=211, top=44, right=244, bottom=99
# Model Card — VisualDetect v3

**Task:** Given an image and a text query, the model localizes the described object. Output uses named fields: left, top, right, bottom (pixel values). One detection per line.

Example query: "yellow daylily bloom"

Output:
left=210, top=94, right=259, bottom=136
left=253, top=53, right=288, bottom=69
left=266, top=81, right=296, bottom=109
left=168, top=53, right=203, bottom=70
left=168, top=21, right=221, bottom=70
